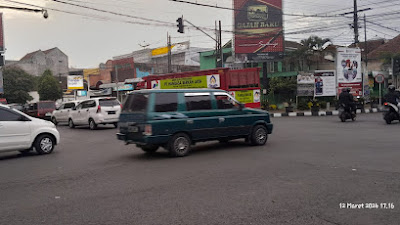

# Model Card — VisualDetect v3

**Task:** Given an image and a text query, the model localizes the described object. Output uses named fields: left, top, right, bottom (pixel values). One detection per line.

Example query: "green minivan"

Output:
left=117, top=89, right=273, bottom=157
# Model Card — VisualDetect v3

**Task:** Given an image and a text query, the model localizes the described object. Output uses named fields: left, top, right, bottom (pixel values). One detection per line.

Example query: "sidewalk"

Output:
left=269, top=107, right=383, bottom=117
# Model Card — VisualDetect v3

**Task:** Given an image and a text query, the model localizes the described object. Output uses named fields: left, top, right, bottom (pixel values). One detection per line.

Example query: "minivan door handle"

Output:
left=186, top=120, right=194, bottom=124
left=219, top=118, right=225, bottom=123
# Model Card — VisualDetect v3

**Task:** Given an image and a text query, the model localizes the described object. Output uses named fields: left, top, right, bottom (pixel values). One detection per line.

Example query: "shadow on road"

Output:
left=125, top=140, right=259, bottom=160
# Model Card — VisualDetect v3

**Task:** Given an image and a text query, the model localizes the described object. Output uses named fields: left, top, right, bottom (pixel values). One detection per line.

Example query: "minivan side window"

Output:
left=123, top=94, right=149, bottom=112
left=64, top=103, right=75, bottom=109
left=155, top=93, right=178, bottom=112
left=185, top=93, right=212, bottom=111
left=215, top=93, right=238, bottom=109
left=0, top=108, right=21, bottom=121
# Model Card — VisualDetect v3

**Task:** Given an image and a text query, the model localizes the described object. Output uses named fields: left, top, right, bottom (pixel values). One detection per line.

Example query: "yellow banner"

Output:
left=151, top=45, right=175, bottom=56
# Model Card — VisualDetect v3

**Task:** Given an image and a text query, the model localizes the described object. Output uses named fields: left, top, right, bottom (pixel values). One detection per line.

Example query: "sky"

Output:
left=1, top=0, right=399, bottom=68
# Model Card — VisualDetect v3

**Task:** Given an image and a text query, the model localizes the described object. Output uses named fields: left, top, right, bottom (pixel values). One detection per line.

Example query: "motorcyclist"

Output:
left=383, top=85, right=400, bottom=105
left=339, top=87, right=355, bottom=114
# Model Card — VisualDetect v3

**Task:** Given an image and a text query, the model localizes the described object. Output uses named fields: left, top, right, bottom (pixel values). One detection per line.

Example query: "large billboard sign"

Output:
left=336, top=47, right=363, bottom=96
left=314, top=70, right=336, bottom=97
left=67, top=75, right=84, bottom=90
left=234, top=0, right=283, bottom=62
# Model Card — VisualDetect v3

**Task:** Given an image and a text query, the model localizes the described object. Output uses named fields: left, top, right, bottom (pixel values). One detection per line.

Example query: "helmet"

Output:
left=388, top=85, right=395, bottom=92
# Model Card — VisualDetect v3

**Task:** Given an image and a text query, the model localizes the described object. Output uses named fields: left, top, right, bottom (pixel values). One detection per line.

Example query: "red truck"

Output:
left=136, top=68, right=262, bottom=108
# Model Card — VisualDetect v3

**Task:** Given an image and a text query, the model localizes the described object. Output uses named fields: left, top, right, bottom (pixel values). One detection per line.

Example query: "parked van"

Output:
left=25, top=101, right=56, bottom=120
left=117, top=89, right=273, bottom=157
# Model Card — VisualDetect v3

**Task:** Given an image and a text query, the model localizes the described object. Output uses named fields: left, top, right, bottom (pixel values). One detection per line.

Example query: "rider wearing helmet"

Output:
left=384, top=85, right=400, bottom=105
left=339, top=87, right=355, bottom=114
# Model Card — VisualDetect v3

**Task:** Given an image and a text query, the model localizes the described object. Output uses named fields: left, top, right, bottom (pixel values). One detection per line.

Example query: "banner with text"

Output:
left=151, top=75, right=220, bottom=89
left=67, top=75, right=84, bottom=90
left=234, top=0, right=283, bottom=62
left=314, top=70, right=336, bottom=97
left=229, top=89, right=261, bottom=104
left=297, top=74, right=314, bottom=96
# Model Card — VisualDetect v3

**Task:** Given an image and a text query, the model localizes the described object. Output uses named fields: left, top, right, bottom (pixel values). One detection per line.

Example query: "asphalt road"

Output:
left=0, top=113, right=399, bottom=225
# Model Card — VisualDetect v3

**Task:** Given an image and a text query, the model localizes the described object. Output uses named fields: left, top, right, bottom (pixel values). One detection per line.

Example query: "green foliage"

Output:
left=38, top=70, right=62, bottom=101
left=3, top=68, right=36, bottom=104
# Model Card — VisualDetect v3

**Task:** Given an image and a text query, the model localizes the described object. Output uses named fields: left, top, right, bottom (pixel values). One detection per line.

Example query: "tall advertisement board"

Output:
left=314, top=70, right=336, bottom=97
left=67, top=75, right=84, bottom=90
left=234, top=0, right=283, bottom=62
left=336, top=47, right=363, bottom=96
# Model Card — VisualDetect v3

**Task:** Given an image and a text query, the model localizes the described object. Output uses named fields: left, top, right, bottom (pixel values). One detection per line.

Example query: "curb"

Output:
left=270, top=108, right=383, bottom=117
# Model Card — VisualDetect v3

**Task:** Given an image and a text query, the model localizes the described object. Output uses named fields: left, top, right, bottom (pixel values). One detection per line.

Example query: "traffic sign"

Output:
left=375, top=74, right=384, bottom=84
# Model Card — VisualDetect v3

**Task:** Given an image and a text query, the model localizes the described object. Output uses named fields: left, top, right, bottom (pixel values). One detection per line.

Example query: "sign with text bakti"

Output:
left=336, top=47, right=363, bottom=96
left=67, top=75, right=84, bottom=90
left=234, top=0, right=283, bottom=62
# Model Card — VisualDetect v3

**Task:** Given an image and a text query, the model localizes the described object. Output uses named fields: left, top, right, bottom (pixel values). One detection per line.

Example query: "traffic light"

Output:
left=177, top=17, right=184, bottom=33
left=394, top=57, right=400, bottom=75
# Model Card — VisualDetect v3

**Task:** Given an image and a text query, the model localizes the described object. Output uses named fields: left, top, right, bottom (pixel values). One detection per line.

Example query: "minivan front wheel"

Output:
left=34, top=134, right=55, bottom=155
left=89, top=119, right=97, bottom=130
left=250, top=125, right=268, bottom=146
left=168, top=133, right=191, bottom=157
left=68, top=119, right=75, bottom=128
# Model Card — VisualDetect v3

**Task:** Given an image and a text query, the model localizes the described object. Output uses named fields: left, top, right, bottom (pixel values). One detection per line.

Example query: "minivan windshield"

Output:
left=99, top=99, right=120, bottom=107
left=122, top=93, right=149, bottom=112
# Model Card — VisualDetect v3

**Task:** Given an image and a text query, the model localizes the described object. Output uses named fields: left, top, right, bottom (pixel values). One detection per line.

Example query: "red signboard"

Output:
left=338, top=83, right=363, bottom=97
left=0, top=13, right=4, bottom=52
left=234, top=0, right=283, bottom=61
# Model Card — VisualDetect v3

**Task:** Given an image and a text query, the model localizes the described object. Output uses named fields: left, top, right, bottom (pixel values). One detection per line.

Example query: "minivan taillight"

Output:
left=143, top=124, right=152, bottom=136
left=97, top=105, right=101, bottom=113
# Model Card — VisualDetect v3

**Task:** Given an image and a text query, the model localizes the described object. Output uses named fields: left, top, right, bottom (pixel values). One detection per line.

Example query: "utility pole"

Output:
left=115, top=65, right=119, bottom=102
left=167, top=33, right=172, bottom=73
left=364, top=14, right=368, bottom=68
left=219, top=20, right=223, bottom=68
left=354, top=0, right=359, bottom=45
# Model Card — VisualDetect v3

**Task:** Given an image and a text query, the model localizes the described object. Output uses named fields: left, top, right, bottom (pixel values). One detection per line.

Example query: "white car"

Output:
left=51, top=100, right=81, bottom=125
left=0, top=104, right=60, bottom=155
left=68, top=97, right=121, bottom=130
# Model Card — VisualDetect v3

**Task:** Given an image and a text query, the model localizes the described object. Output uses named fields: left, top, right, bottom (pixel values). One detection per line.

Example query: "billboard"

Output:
left=0, top=13, right=4, bottom=52
left=336, top=47, right=362, bottom=96
left=0, top=70, right=3, bottom=94
left=234, top=0, right=283, bottom=62
left=229, top=89, right=261, bottom=103
left=314, top=70, right=336, bottom=97
left=67, top=75, right=84, bottom=90
left=151, top=75, right=220, bottom=89
left=297, top=73, right=314, bottom=97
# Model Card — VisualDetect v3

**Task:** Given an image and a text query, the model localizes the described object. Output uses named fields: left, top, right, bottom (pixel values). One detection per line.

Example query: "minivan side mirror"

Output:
left=72, top=107, right=77, bottom=111
left=239, top=103, right=245, bottom=111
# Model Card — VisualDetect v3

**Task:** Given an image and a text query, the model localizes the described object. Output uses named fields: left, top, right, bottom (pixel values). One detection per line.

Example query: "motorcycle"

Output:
left=383, top=102, right=400, bottom=124
left=338, top=103, right=356, bottom=122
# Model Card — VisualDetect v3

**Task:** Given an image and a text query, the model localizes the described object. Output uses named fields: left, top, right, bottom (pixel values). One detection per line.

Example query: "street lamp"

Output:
left=0, top=6, right=49, bottom=19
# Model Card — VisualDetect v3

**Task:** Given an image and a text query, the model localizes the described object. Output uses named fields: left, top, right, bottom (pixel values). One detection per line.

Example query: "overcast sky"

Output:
left=1, top=0, right=399, bottom=68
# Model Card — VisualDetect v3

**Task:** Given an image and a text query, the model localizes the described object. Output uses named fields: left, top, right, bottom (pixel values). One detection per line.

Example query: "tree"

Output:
left=288, top=35, right=331, bottom=71
left=3, top=68, right=36, bottom=104
left=38, top=70, right=63, bottom=101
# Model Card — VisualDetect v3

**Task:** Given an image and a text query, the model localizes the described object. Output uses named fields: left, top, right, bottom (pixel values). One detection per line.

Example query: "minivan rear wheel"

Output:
left=250, top=125, right=268, bottom=146
left=168, top=133, right=191, bottom=157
